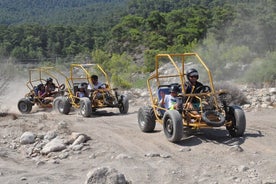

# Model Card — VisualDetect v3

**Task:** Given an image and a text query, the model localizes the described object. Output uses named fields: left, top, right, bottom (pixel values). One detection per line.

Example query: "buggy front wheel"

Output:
left=80, top=97, right=92, bottom=117
left=18, top=98, right=33, bottom=114
left=119, top=95, right=129, bottom=114
left=163, top=110, right=183, bottom=142
left=57, top=97, right=71, bottom=115
left=226, top=106, right=246, bottom=137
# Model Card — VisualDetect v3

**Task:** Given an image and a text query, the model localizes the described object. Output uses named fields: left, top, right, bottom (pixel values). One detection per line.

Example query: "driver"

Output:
left=88, top=75, right=106, bottom=90
left=45, top=77, right=59, bottom=96
left=185, top=68, right=203, bottom=111
left=185, top=68, right=203, bottom=94
left=88, top=74, right=108, bottom=104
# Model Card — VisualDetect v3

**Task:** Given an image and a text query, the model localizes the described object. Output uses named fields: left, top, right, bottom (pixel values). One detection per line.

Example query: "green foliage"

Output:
left=0, top=0, right=127, bottom=26
left=92, top=50, right=136, bottom=89
left=143, top=50, right=159, bottom=73
left=108, top=53, right=136, bottom=89
left=0, top=24, right=98, bottom=61
left=196, top=34, right=252, bottom=80
left=243, top=52, right=276, bottom=85
left=0, top=0, right=275, bottom=87
left=131, top=75, right=147, bottom=88
left=91, top=49, right=111, bottom=66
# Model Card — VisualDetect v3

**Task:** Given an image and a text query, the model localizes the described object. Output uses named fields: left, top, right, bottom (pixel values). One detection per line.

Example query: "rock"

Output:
left=115, top=154, right=132, bottom=159
left=20, top=132, right=36, bottom=145
left=85, top=167, right=130, bottom=184
left=44, top=131, right=57, bottom=140
left=59, top=152, right=69, bottom=159
left=269, top=88, right=276, bottom=94
left=71, top=144, right=84, bottom=151
left=144, top=153, right=160, bottom=157
left=262, top=179, right=276, bottom=184
left=238, top=165, right=249, bottom=172
left=58, top=121, right=68, bottom=131
left=41, top=137, right=66, bottom=155
left=229, top=145, right=244, bottom=153
left=20, top=177, right=27, bottom=181
left=71, top=135, right=87, bottom=146
left=179, top=147, right=191, bottom=152
left=36, top=160, right=46, bottom=166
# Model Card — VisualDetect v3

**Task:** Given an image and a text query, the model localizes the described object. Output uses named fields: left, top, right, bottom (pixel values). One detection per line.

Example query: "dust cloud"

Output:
left=0, top=59, right=29, bottom=113
left=195, top=2, right=275, bottom=85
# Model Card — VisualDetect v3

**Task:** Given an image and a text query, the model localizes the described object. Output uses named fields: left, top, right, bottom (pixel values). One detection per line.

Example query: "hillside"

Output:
left=0, top=0, right=275, bottom=87
left=0, top=0, right=128, bottom=25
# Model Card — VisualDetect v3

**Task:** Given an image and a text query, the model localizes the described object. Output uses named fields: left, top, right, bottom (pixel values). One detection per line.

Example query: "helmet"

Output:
left=170, top=85, right=180, bottom=93
left=78, top=82, right=87, bottom=89
left=186, top=68, right=199, bottom=80
left=46, top=77, right=53, bottom=83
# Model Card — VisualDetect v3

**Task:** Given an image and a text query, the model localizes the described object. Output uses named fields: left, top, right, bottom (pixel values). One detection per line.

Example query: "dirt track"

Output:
left=0, top=103, right=276, bottom=184
left=0, top=76, right=276, bottom=184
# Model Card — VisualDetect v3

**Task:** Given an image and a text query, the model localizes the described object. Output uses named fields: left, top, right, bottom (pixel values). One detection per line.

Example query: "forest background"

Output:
left=0, top=0, right=275, bottom=88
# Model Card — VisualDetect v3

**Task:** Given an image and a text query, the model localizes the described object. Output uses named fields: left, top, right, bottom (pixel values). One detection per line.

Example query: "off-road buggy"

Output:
left=137, top=53, right=246, bottom=142
left=17, top=67, right=66, bottom=114
left=54, top=63, right=129, bottom=117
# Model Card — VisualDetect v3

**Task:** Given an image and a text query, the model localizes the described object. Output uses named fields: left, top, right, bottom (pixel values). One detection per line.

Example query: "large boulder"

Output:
left=85, top=167, right=130, bottom=184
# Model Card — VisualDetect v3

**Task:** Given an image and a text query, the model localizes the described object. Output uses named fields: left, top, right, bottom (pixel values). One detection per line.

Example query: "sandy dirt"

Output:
left=0, top=76, right=276, bottom=184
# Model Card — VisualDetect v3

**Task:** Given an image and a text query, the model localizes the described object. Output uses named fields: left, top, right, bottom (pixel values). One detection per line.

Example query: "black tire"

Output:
left=226, top=106, right=246, bottom=137
left=18, top=98, right=33, bottom=114
left=163, top=110, right=183, bottom=142
left=53, top=96, right=63, bottom=111
left=202, top=110, right=225, bottom=127
left=119, top=95, right=129, bottom=114
left=80, top=97, right=92, bottom=117
left=57, top=97, right=71, bottom=115
left=138, top=106, right=156, bottom=132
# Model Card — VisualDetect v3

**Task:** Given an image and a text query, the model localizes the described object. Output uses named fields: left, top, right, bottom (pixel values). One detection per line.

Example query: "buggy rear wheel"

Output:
left=18, top=98, right=33, bottom=114
left=80, top=97, right=92, bottom=117
left=163, top=110, right=183, bottom=142
left=226, top=106, right=246, bottom=137
left=138, top=106, right=156, bottom=132
left=53, top=96, right=62, bottom=111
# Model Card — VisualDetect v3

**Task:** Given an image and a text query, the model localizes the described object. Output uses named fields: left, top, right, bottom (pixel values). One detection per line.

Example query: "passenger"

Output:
left=159, top=85, right=180, bottom=110
left=76, top=83, right=88, bottom=98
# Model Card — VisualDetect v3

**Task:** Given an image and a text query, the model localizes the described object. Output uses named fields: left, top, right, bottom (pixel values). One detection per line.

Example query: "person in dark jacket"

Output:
left=184, top=68, right=203, bottom=114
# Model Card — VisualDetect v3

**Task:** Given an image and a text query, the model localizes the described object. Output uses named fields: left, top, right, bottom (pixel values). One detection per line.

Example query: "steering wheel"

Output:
left=194, top=85, right=211, bottom=93
left=99, top=83, right=108, bottom=89
left=58, top=84, right=65, bottom=91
